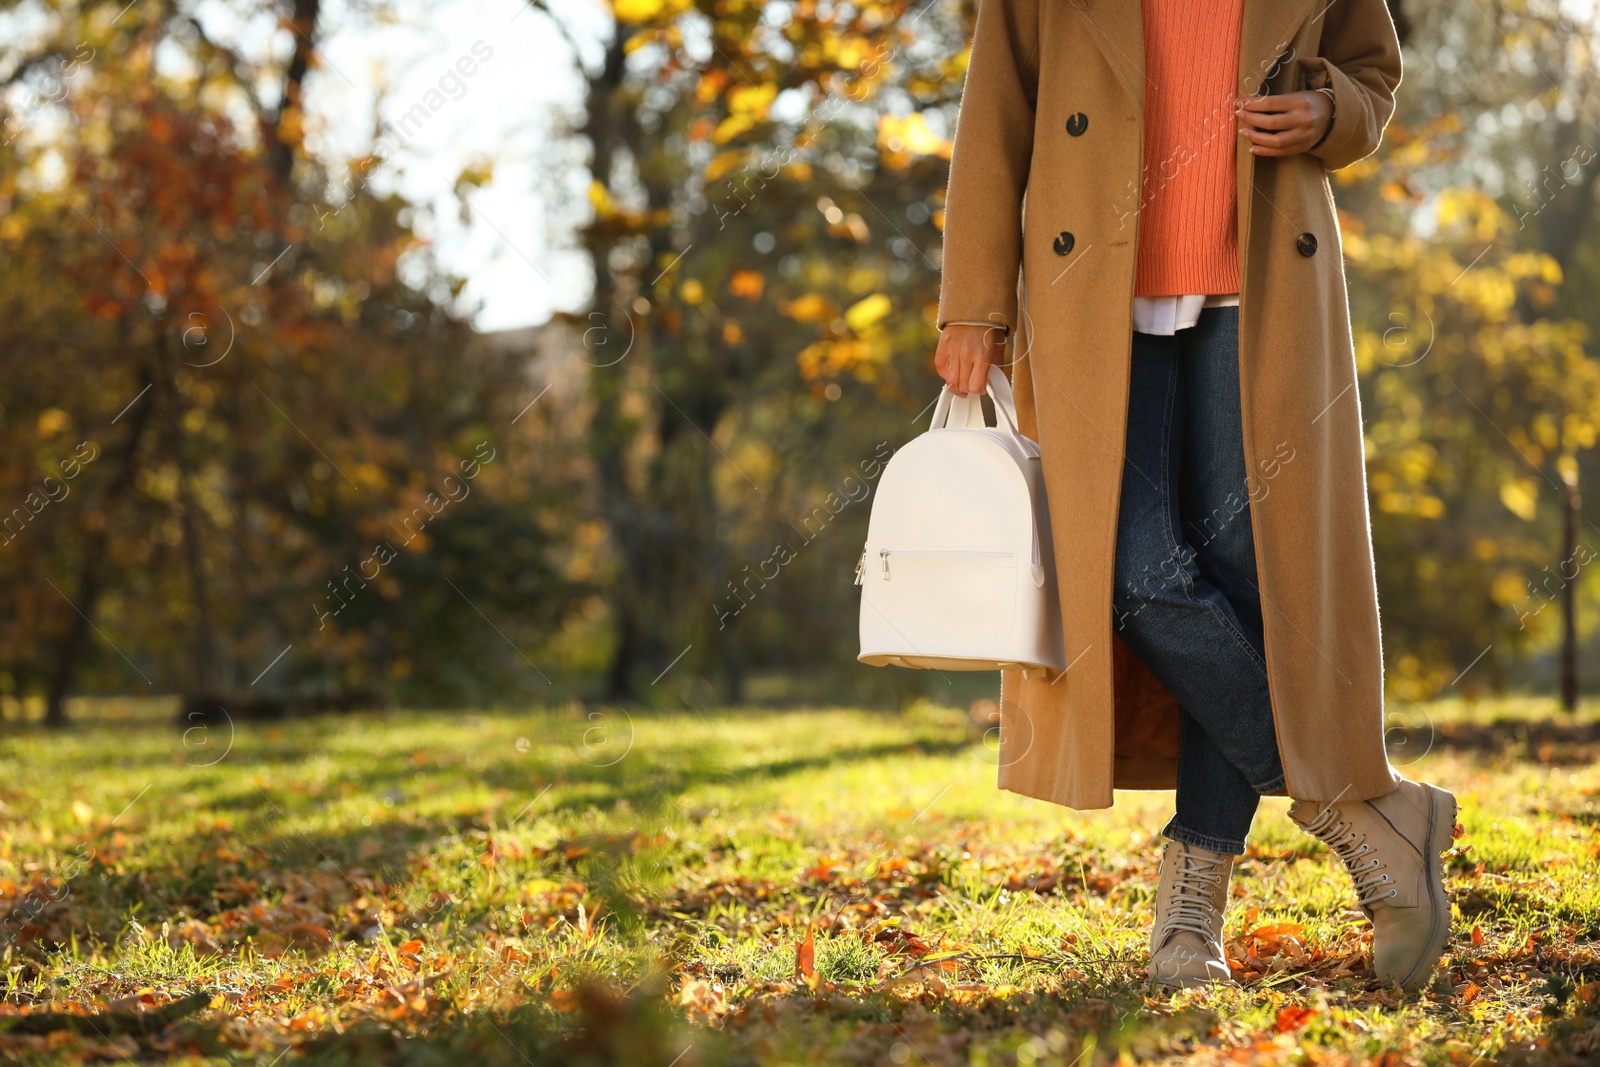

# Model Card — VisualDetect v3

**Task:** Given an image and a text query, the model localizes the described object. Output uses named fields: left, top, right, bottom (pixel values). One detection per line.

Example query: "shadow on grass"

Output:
left=164, top=978, right=1214, bottom=1067
left=1389, top=716, right=1600, bottom=766
left=17, top=720, right=978, bottom=956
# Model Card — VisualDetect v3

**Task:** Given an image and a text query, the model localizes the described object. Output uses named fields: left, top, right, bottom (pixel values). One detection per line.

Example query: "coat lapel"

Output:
left=1239, top=0, right=1323, bottom=96
left=1074, top=0, right=1144, bottom=112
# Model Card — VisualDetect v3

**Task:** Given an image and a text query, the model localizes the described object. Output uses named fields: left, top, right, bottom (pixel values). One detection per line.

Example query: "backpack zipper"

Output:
left=876, top=548, right=1015, bottom=580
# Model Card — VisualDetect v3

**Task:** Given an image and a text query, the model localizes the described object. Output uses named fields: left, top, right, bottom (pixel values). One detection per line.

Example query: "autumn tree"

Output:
left=527, top=0, right=979, bottom=702
left=0, top=1, right=583, bottom=722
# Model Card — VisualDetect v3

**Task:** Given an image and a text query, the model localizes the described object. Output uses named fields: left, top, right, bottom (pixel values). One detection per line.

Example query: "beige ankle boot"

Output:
left=1148, top=839, right=1235, bottom=989
left=1289, top=778, right=1456, bottom=992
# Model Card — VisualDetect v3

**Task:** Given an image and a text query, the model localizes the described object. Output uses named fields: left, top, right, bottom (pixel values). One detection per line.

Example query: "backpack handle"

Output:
left=929, top=366, right=1035, bottom=454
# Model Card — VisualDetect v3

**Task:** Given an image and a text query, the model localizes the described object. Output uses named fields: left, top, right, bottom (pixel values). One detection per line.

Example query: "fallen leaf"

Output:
left=795, top=924, right=816, bottom=989
left=284, top=923, right=332, bottom=951
left=1275, top=1005, right=1316, bottom=1033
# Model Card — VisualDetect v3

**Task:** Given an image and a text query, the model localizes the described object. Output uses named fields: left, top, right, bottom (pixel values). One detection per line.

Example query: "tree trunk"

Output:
left=582, top=28, right=651, bottom=701
left=266, top=0, right=321, bottom=187
left=44, top=365, right=155, bottom=727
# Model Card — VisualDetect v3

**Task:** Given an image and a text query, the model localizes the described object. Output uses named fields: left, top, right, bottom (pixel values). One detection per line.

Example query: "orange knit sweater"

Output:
left=1135, top=0, right=1245, bottom=297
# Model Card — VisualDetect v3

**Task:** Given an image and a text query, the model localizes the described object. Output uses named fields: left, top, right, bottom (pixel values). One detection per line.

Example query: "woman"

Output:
left=933, top=0, right=1455, bottom=991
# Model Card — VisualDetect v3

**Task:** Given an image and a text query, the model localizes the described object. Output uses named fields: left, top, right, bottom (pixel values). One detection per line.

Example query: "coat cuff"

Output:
left=1301, top=56, right=1381, bottom=171
left=936, top=294, right=1017, bottom=335
left=938, top=315, right=1012, bottom=335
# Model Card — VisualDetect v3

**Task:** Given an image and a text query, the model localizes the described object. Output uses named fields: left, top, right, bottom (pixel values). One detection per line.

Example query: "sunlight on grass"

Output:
left=0, top=696, right=1597, bottom=1064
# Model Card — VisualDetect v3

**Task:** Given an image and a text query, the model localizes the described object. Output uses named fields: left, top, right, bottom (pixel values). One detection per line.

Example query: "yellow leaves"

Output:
left=622, top=28, right=658, bottom=54
left=728, top=270, right=765, bottom=301
left=1435, top=188, right=1511, bottom=243
left=1498, top=477, right=1539, bottom=521
left=1333, top=156, right=1381, bottom=186
left=703, top=150, right=746, bottom=182
left=136, top=464, right=181, bottom=503
left=611, top=0, right=665, bottom=24
left=696, top=69, right=728, bottom=104
left=1379, top=179, right=1415, bottom=203
left=709, top=84, right=779, bottom=143
left=712, top=114, right=755, bottom=145
left=830, top=35, right=873, bottom=72
left=877, top=112, right=951, bottom=171
left=844, top=293, right=892, bottom=333
left=797, top=338, right=877, bottom=381
left=728, top=82, right=777, bottom=118
left=37, top=408, right=69, bottom=438
left=71, top=800, right=94, bottom=826
left=779, top=293, right=838, bottom=323
left=588, top=181, right=613, bottom=217
left=1376, top=491, right=1445, bottom=518
left=679, top=279, right=705, bottom=305
left=1504, top=251, right=1562, bottom=285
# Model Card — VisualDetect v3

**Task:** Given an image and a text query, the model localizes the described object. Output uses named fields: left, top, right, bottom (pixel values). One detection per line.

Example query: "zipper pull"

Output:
left=880, top=548, right=890, bottom=580
left=853, top=550, right=866, bottom=586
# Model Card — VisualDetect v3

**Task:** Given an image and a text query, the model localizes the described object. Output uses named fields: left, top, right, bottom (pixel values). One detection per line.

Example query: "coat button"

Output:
left=1065, top=112, right=1088, bottom=136
left=1296, top=232, right=1318, bottom=257
left=1053, top=231, right=1075, bottom=255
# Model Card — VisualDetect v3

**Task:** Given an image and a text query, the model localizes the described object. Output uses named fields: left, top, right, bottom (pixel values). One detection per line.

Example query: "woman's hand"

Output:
left=934, top=323, right=1007, bottom=397
left=1237, top=90, right=1333, bottom=156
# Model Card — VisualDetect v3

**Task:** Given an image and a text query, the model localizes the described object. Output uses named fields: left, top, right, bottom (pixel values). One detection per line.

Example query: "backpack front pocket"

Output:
left=867, top=547, right=1019, bottom=649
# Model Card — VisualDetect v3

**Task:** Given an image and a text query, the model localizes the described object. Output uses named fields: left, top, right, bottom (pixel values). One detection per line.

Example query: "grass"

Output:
left=0, top=695, right=1597, bottom=1064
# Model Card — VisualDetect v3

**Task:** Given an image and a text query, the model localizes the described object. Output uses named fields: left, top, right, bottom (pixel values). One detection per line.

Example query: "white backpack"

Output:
left=856, top=366, right=1065, bottom=673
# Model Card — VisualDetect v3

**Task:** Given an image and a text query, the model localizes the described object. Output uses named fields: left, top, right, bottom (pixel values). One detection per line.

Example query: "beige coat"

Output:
left=937, top=0, right=1405, bottom=809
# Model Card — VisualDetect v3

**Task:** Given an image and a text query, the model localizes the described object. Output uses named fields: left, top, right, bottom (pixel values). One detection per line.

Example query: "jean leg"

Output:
left=1112, top=329, right=1284, bottom=797
left=1162, top=711, right=1262, bottom=855
left=1178, top=306, right=1266, bottom=652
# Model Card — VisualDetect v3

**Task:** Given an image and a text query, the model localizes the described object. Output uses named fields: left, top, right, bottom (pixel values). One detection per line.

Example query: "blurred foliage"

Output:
left=1340, top=0, right=1600, bottom=699
left=546, top=0, right=974, bottom=704
left=0, top=0, right=586, bottom=720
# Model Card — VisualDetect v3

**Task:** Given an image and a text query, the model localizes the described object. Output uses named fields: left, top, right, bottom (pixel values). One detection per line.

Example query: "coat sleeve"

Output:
left=1301, top=0, right=1403, bottom=171
left=936, top=0, right=1040, bottom=333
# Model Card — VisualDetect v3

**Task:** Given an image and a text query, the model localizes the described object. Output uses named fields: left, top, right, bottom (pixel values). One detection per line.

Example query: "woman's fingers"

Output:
left=1241, top=127, right=1310, bottom=155
left=1237, top=91, right=1329, bottom=156
left=1238, top=96, right=1304, bottom=128
left=934, top=324, right=1001, bottom=396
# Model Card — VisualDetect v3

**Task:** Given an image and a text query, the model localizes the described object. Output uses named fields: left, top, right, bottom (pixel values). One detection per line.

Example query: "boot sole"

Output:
left=1394, top=785, right=1456, bottom=991
left=1150, top=968, right=1236, bottom=991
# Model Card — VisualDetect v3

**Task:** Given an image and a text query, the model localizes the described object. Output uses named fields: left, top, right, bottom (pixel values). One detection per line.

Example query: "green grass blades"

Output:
left=0, top=696, right=1598, bottom=1064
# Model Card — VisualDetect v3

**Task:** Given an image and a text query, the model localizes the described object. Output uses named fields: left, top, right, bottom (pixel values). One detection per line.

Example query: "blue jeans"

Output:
left=1111, top=306, right=1285, bottom=855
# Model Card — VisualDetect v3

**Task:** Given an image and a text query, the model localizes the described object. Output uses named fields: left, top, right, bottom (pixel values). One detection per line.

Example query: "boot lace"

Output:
left=1158, top=849, right=1224, bottom=943
left=1299, top=803, right=1398, bottom=907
